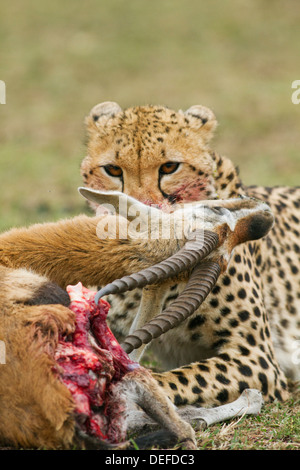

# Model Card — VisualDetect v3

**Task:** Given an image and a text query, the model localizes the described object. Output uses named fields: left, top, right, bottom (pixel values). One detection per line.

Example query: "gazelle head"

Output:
left=79, top=187, right=274, bottom=354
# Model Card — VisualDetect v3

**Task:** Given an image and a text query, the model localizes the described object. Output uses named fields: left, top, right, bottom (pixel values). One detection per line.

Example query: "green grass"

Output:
left=1, top=0, right=300, bottom=230
left=196, top=383, right=300, bottom=450
left=0, top=0, right=300, bottom=450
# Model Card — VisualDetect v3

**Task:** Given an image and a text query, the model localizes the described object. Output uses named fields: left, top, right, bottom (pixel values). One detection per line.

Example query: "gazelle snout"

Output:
left=233, top=209, right=274, bottom=245
left=203, top=198, right=275, bottom=250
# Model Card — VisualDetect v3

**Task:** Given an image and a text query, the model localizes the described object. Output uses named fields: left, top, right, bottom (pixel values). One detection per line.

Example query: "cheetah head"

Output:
left=82, top=102, right=242, bottom=209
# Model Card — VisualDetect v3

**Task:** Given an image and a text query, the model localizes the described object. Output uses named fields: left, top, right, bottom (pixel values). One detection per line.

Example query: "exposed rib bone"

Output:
left=122, top=260, right=221, bottom=355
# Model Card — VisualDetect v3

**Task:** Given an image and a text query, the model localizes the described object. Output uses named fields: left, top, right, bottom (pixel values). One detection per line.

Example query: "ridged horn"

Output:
left=120, top=260, right=221, bottom=353
left=94, top=230, right=219, bottom=304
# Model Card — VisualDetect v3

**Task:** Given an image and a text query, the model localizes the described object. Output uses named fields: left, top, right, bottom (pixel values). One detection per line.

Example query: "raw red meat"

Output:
left=54, top=282, right=139, bottom=444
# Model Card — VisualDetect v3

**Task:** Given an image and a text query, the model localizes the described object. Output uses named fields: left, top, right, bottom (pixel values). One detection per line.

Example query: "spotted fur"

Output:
left=81, top=102, right=300, bottom=406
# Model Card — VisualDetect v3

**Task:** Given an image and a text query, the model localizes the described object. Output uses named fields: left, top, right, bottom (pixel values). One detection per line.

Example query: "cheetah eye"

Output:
left=103, top=165, right=123, bottom=178
left=159, top=162, right=180, bottom=175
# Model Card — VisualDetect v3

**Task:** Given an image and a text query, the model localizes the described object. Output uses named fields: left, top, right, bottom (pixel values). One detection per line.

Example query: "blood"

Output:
left=172, top=178, right=210, bottom=203
left=54, top=282, right=139, bottom=444
left=142, top=177, right=214, bottom=210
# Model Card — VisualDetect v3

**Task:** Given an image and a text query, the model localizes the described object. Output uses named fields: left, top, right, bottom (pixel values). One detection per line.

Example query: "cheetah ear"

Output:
left=89, top=101, right=123, bottom=123
left=184, top=105, right=217, bottom=141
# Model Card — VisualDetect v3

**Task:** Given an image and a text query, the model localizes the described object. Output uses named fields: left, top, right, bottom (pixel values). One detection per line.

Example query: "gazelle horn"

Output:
left=95, top=230, right=219, bottom=304
left=120, top=260, right=221, bottom=354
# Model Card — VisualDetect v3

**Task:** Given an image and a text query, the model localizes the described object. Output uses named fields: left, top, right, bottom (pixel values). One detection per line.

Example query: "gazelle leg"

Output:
left=177, top=389, right=264, bottom=429
left=125, top=389, right=263, bottom=435
left=128, top=284, right=167, bottom=362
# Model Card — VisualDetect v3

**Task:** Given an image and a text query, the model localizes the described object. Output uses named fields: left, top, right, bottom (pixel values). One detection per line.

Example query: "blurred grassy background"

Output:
left=0, top=0, right=299, bottom=230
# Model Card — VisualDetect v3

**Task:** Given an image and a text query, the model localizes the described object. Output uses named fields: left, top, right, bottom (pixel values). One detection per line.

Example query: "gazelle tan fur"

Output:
left=0, top=189, right=274, bottom=288
left=79, top=189, right=274, bottom=362
left=0, top=189, right=273, bottom=449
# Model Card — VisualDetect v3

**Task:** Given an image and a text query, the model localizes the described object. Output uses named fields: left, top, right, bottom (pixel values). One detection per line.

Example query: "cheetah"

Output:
left=0, top=190, right=269, bottom=448
left=81, top=101, right=300, bottom=407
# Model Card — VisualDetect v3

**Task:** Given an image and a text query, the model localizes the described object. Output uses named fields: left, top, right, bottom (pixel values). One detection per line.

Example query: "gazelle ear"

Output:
left=78, top=187, right=161, bottom=221
left=184, top=105, right=217, bottom=142
left=88, top=101, right=123, bottom=123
